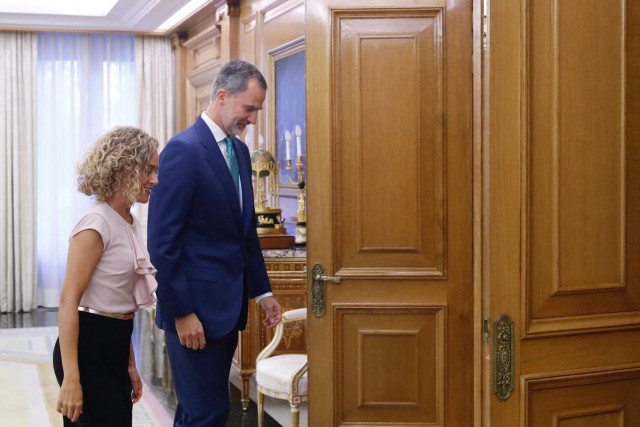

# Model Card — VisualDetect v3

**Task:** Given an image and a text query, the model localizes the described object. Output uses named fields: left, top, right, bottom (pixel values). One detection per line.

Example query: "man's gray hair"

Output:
left=211, top=60, right=267, bottom=100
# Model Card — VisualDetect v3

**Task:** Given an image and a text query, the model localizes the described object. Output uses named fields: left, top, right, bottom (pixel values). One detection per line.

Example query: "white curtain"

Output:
left=134, top=35, right=174, bottom=242
left=133, top=34, right=174, bottom=380
left=37, top=32, right=136, bottom=308
left=0, top=32, right=38, bottom=313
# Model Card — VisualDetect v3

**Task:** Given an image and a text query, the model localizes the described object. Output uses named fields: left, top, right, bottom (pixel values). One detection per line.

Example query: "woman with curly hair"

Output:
left=52, top=126, right=159, bottom=426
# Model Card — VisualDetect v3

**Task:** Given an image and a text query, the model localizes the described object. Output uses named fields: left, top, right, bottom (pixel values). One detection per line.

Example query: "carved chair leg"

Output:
left=257, top=391, right=265, bottom=427
left=290, top=402, right=300, bottom=427
left=240, top=371, right=252, bottom=412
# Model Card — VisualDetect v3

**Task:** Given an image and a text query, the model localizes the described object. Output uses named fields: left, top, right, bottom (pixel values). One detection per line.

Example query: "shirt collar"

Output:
left=200, top=111, right=229, bottom=143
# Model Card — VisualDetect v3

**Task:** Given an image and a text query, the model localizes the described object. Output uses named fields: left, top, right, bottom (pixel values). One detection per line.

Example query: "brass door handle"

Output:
left=314, top=274, right=341, bottom=284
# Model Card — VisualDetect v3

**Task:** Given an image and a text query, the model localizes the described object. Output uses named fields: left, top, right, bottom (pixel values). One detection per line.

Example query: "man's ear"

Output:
left=216, top=89, right=228, bottom=103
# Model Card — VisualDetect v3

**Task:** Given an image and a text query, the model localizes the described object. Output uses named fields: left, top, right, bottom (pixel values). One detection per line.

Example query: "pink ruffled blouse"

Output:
left=73, top=201, right=157, bottom=314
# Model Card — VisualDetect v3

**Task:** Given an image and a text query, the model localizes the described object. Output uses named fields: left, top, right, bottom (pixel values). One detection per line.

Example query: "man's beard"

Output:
left=221, top=107, right=248, bottom=136
left=226, top=120, right=247, bottom=136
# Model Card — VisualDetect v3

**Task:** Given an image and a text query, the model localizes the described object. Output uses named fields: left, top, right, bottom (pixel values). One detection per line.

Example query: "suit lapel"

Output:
left=194, top=118, right=242, bottom=222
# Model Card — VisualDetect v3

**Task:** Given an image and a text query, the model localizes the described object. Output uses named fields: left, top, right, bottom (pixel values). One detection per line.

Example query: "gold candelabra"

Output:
left=286, top=153, right=306, bottom=246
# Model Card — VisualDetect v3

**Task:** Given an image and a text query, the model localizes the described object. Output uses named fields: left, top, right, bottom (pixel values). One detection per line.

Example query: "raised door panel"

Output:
left=524, top=0, right=640, bottom=335
left=525, top=369, right=640, bottom=427
left=335, top=10, right=445, bottom=278
left=261, top=0, right=305, bottom=53
left=336, top=305, right=444, bottom=425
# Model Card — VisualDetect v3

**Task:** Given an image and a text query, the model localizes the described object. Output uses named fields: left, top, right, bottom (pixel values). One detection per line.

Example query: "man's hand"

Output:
left=260, top=296, right=282, bottom=329
left=175, top=313, right=206, bottom=350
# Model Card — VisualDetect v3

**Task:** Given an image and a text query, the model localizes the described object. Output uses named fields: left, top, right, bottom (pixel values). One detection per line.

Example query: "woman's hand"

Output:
left=128, top=340, right=142, bottom=403
left=129, top=365, right=143, bottom=403
left=57, top=376, right=83, bottom=422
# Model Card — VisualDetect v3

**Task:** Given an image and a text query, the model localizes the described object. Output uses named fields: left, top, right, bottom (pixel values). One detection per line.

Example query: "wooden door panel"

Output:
left=335, top=9, right=445, bottom=278
left=525, top=369, right=640, bottom=426
left=488, top=0, right=640, bottom=425
left=525, top=0, right=640, bottom=335
left=307, top=0, right=472, bottom=425
left=530, top=0, right=624, bottom=293
left=521, top=331, right=640, bottom=373
left=335, top=305, right=444, bottom=425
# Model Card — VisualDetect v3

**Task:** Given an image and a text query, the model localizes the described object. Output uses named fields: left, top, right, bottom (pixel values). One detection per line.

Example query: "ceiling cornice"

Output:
left=117, top=0, right=163, bottom=27
left=0, top=0, right=211, bottom=33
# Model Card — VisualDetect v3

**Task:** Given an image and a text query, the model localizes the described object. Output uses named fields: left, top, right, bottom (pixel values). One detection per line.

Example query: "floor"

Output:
left=0, top=308, right=285, bottom=426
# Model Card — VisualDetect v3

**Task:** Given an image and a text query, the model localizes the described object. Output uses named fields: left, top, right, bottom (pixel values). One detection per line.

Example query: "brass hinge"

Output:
left=482, top=0, right=488, bottom=52
left=482, top=309, right=491, bottom=343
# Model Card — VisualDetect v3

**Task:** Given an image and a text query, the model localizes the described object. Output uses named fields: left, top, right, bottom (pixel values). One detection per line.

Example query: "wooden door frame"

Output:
left=473, top=0, right=486, bottom=425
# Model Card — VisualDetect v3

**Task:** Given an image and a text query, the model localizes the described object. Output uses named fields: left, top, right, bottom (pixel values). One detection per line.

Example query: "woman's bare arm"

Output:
left=57, top=229, right=103, bottom=422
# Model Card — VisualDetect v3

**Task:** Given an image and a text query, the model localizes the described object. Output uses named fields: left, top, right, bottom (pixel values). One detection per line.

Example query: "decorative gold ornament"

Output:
left=493, top=314, right=514, bottom=400
left=251, top=144, right=286, bottom=235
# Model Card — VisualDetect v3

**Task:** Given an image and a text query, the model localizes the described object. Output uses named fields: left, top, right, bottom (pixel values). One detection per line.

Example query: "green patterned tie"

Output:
left=224, top=136, right=240, bottom=200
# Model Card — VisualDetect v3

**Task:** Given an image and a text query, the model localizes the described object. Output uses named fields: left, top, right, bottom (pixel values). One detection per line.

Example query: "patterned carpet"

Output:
left=0, top=326, right=173, bottom=427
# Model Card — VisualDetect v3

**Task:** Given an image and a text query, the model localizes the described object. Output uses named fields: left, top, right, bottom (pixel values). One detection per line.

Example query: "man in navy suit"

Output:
left=147, top=60, right=282, bottom=426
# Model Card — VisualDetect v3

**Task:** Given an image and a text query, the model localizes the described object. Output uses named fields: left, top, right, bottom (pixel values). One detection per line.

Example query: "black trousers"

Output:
left=53, top=310, right=134, bottom=427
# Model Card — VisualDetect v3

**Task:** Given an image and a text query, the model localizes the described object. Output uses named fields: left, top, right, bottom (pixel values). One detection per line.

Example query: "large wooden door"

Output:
left=487, top=1, right=640, bottom=425
left=306, top=0, right=474, bottom=425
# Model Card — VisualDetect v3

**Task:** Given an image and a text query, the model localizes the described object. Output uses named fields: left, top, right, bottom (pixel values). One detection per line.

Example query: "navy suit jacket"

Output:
left=147, top=117, right=271, bottom=339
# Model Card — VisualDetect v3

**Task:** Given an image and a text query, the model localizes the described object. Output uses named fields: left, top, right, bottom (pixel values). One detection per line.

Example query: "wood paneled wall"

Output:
left=239, top=0, right=304, bottom=154
left=171, top=1, right=228, bottom=132
left=171, top=0, right=305, bottom=157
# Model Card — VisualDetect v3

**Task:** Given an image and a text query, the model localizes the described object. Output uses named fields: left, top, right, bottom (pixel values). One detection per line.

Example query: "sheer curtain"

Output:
left=0, top=32, right=38, bottom=313
left=131, top=34, right=174, bottom=380
left=134, top=35, right=174, bottom=242
left=37, top=32, right=136, bottom=308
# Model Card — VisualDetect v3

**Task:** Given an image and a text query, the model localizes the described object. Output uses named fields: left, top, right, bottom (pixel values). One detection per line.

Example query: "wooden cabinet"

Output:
left=232, top=249, right=307, bottom=409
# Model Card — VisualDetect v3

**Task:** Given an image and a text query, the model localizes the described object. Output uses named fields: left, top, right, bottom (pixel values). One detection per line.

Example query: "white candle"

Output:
left=284, top=130, right=291, bottom=160
left=295, top=125, right=302, bottom=157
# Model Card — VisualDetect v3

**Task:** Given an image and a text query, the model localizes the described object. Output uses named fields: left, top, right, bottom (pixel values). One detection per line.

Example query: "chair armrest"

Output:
left=257, top=321, right=284, bottom=362
left=282, top=308, right=307, bottom=322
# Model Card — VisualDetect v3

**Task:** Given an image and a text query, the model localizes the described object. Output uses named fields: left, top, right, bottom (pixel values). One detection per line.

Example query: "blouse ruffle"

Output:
left=126, top=225, right=158, bottom=307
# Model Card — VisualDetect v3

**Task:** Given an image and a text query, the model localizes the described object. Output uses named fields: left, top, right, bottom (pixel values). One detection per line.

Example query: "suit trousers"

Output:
left=166, top=328, right=239, bottom=427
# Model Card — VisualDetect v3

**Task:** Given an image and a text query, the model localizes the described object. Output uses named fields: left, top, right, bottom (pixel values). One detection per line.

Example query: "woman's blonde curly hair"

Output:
left=77, top=126, right=159, bottom=206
